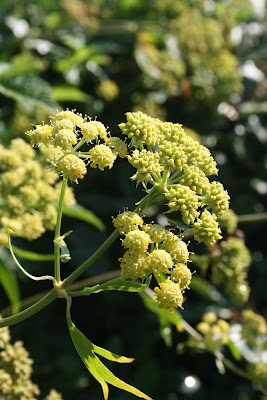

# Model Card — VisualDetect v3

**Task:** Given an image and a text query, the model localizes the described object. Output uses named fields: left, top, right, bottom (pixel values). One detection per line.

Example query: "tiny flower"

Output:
left=53, top=118, right=74, bottom=131
left=81, top=121, right=99, bottom=143
left=112, top=211, right=144, bottom=233
left=171, top=264, right=192, bottom=291
left=146, top=249, right=173, bottom=276
left=122, top=230, right=151, bottom=253
left=142, top=223, right=173, bottom=244
left=27, top=125, right=54, bottom=147
left=89, top=144, right=116, bottom=171
left=53, top=129, right=77, bottom=150
left=128, top=149, right=163, bottom=185
left=158, top=140, right=187, bottom=172
left=57, top=154, right=87, bottom=182
left=201, top=181, right=230, bottom=216
left=119, top=251, right=148, bottom=280
left=53, top=109, right=84, bottom=128
left=217, top=209, right=238, bottom=234
left=179, top=165, right=211, bottom=196
left=164, top=237, right=190, bottom=262
left=105, top=137, right=128, bottom=158
left=155, top=279, right=183, bottom=311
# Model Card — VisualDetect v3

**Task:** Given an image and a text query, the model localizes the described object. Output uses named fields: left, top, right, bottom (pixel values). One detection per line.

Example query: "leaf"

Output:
left=92, top=344, right=134, bottom=363
left=62, top=205, right=106, bottom=232
left=140, top=289, right=182, bottom=326
left=98, top=276, right=151, bottom=292
left=11, top=245, right=54, bottom=262
left=71, top=276, right=151, bottom=296
left=228, top=340, right=242, bottom=361
left=52, top=86, right=90, bottom=102
left=0, top=75, right=57, bottom=113
left=0, top=261, right=20, bottom=314
left=66, top=308, right=153, bottom=400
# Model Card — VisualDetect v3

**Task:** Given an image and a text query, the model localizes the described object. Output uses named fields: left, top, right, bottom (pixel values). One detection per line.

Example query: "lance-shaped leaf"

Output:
left=66, top=308, right=153, bottom=400
left=0, top=261, right=20, bottom=314
left=69, top=276, right=151, bottom=296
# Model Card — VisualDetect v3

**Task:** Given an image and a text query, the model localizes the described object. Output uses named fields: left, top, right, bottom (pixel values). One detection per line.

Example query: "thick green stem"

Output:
left=54, top=178, right=68, bottom=283
left=0, top=289, right=57, bottom=328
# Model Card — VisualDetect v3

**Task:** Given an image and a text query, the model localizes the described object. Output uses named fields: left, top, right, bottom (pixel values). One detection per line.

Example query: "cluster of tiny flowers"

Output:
left=193, top=237, right=251, bottom=304
left=119, top=111, right=229, bottom=248
left=241, top=310, right=267, bottom=348
left=193, top=312, right=230, bottom=352
left=217, top=209, right=238, bottom=234
left=0, top=138, right=76, bottom=245
left=246, top=362, right=267, bottom=392
left=113, top=211, right=192, bottom=311
left=27, top=109, right=127, bottom=182
left=0, top=317, right=63, bottom=399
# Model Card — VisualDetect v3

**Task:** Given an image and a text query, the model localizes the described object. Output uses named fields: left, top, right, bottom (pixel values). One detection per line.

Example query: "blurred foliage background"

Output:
left=0, top=0, right=267, bottom=399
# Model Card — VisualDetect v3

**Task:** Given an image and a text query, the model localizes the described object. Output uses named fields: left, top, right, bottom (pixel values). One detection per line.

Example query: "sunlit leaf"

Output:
left=52, top=86, right=90, bottom=102
left=92, top=343, right=134, bottom=363
left=66, top=308, right=153, bottom=400
left=228, top=340, right=242, bottom=361
left=62, top=205, right=106, bottom=232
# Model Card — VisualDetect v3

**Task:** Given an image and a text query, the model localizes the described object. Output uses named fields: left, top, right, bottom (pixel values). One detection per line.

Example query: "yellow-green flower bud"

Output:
left=53, top=109, right=84, bottom=128
left=155, top=279, right=183, bottom=311
left=179, top=165, right=211, bottom=196
left=185, top=142, right=218, bottom=176
left=203, top=312, right=217, bottom=324
left=105, top=137, right=128, bottom=158
left=119, top=111, right=161, bottom=147
left=53, top=129, right=77, bottom=150
left=57, top=154, right=87, bottom=182
left=112, top=211, right=144, bottom=233
left=217, top=209, right=238, bottom=234
left=158, top=122, right=186, bottom=145
left=142, top=223, right=174, bottom=244
left=165, top=184, right=200, bottom=225
left=158, top=140, right=187, bottom=172
left=171, top=263, right=192, bottom=291
left=128, top=149, right=163, bottom=184
left=89, top=144, right=116, bottom=171
left=53, top=118, right=74, bottom=131
left=193, top=209, right=222, bottom=247
left=201, top=181, right=229, bottom=216
left=122, top=230, right=151, bottom=253
left=147, top=249, right=173, bottom=276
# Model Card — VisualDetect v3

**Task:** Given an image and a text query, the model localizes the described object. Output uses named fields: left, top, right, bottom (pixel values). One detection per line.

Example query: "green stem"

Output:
left=10, top=246, right=54, bottom=262
left=219, top=354, right=251, bottom=381
left=72, top=137, right=86, bottom=152
left=238, top=212, right=267, bottom=223
left=0, top=289, right=57, bottom=328
left=54, top=178, right=68, bottom=283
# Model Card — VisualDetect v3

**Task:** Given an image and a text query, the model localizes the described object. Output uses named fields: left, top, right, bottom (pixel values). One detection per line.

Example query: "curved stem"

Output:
left=54, top=178, right=68, bottom=283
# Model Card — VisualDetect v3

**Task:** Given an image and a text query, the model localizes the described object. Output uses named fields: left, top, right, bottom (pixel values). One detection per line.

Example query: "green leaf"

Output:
left=11, top=246, right=54, bottom=262
left=66, top=308, right=153, bottom=400
left=228, top=340, right=242, bottom=361
left=70, top=276, right=151, bottom=297
left=140, top=290, right=182, bottom=326
left=0, top=261, right=20, bottom=314
left=92, top=344, right=134, bottom=363
left=52, top=86, right=90, bottom=102
left=0, top=75, right=57, bottom=113
left=62, top=205, right=106, bottom=232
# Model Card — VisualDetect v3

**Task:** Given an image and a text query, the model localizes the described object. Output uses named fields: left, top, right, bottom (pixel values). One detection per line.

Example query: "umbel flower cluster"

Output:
left=192, top=236, right=251, bottom=305
left=26, top=109, right=127, bottom=182
left=113, top=211, right=191, bottom=311
left=241, top=309, right=267, bottom=349
left=192, top=311, right=230, bottom=352
left=0, top=317, right=63, bottom=400
left=119, top=111, right=229, bottom=247
left=0, top=138, right=75, bottom=246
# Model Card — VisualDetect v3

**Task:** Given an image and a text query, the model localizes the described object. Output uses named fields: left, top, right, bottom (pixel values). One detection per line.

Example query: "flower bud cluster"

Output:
left=246, top=362, right=267, bottom=391
left=193, top=237, right=251, bottom=304
left=0, top=138, right=76, bottom=245
left=195, top=312, right=230, bottom=352
left=0, top=316, right=63, bottom=399
left=113, top=211, right=192, bottom=311
left=241, top=310, right=267, bottom=347
left=217, top=209, right=238, bottom=234
left=27, top=109, right=127, bottom=182
left=119, top=111, right=229, bottom=248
